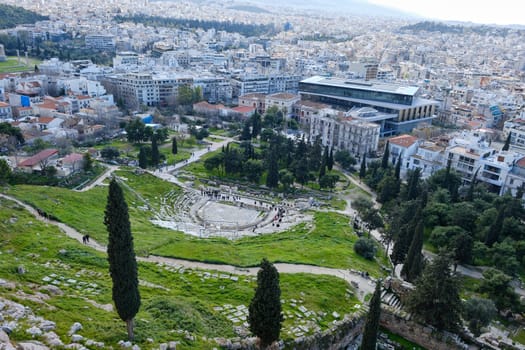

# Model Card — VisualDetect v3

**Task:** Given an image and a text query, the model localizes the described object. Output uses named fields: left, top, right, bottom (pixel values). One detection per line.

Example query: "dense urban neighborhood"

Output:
left=0, top=0, right=525, bottom=349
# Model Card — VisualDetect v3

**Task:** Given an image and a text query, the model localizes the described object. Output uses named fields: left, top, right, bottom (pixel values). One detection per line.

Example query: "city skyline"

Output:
left=368, top=0, right=524, bottom=26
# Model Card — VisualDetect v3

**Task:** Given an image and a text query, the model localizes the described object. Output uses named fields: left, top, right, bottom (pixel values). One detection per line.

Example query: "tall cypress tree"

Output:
left=485, top=205, right=505, bottom=247
left=266, top=150, right=279, bottom=188
left=391, top=206, right=421, bottom=265
left=401, top=220, right=424, bottom=282
left=251, top=111, right=262, bottom=138
left=406, top=168, right=421, bottom=200
left=104, top=179, right=141, bottom=340
left=327, top=147, right=334, bottom=171
left=381, top=141, right=390, bottom=169
left=466, top=169, right=479, bottom=202
left=249, top=259, right=283, bottom=349
left=394, top=154, right=402, bottom=180
left=138, top=146, right=148, bottom=169
left=151, top=135, right=160, bottom=166
left=359, top=154, right=367, bottom=179
left=171, top=137, right=178, bottom=155
left=361, top=280, right=382, bottom=350
left=502, top=133, right=511, bottom=151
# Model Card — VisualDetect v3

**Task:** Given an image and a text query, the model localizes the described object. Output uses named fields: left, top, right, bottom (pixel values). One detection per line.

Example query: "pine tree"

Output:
left=359, top=154, right=367, bottom=179
left=361, top=280, right=382, bottom=350
left=171, top=137, right=178, bottom=155
left=322, top=146, right=329, bottom=171
left=151, top=136, right=160, bottom=166
left=401, top=220, right=424, bottom=282
left=104, top=179, right=141, bottom=340
left=381, top=141, right=390, bottom=169
left=138, top=147, right=148, bottom=169
left=327, top=147, right=334, bottom=171
left=502, top=133, right=511, bottom=151
left=407, top=252, right=461, bottom=331
left=249, top=259, right=283, bottom=349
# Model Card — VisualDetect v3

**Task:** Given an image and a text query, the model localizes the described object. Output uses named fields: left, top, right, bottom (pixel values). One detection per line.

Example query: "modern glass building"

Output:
left=299, top=76, right=439, bottom=136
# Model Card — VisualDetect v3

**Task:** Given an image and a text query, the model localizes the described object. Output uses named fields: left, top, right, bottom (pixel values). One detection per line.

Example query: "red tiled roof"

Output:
left=62, top=153, right=84, bottom=164
left=38, top=117, right=55, bottom=124
left=389, top=134, right=418, bottom=148
left=232, top=106, right=255, bottom=113
left=18, top=149, right=58, bottom=167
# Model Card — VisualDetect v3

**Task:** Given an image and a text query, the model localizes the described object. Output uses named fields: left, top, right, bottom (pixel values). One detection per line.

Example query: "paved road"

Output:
left=0, top=193, right=375, bottom=300
left=76, top=165, right=119, bottom=192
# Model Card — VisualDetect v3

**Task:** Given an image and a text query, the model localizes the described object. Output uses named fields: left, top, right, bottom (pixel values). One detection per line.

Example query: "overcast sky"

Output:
left=368, top=0, right=524, bottom=26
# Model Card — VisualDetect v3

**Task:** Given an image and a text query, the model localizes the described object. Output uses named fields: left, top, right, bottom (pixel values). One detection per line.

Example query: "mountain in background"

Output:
left=247, top=0, right=417, bottom=18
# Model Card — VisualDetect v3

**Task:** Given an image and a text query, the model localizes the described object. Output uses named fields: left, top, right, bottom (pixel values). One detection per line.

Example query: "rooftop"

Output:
left=18, top=148, right=58, bottom=167
left=301, top=75, right=420, bottom=97
left=389, top=134, right=419, bottom=148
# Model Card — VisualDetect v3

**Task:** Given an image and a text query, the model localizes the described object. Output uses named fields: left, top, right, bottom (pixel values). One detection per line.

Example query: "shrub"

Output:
left=354, top=238, right=377, bottom=260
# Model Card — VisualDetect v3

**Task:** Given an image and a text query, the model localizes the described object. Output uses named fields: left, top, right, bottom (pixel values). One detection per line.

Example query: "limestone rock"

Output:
left=17, top=341, right=50, bottom=350
left=26, top=326, right=43, bottom=337
left=68, top=322, right=82, bottom=335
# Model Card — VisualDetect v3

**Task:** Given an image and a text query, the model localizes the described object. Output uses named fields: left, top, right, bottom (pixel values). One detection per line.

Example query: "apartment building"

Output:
left=85, top=34, right=116, bottom=51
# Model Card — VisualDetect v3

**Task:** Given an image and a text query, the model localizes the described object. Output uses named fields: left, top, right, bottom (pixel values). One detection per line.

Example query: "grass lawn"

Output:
left=0, top=197, right=361, bottom=349
left=512, top=328, right=525, bottom=345
left=0, top=56, right=41, bottom=73
left=3, top=169, right=389, bottom=276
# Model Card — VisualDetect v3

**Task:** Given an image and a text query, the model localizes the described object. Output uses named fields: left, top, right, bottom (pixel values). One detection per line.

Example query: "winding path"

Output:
left=0, top=193, right=376, bottom=300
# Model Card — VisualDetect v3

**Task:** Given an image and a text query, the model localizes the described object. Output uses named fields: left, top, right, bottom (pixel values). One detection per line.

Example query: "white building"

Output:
left=309, top=113, right=380, bottom=156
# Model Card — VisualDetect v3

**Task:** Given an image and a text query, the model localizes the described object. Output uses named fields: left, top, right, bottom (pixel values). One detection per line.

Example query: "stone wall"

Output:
left=217, top=314, right=365, bottom=350
left=380, top=311, right=467, bottom=350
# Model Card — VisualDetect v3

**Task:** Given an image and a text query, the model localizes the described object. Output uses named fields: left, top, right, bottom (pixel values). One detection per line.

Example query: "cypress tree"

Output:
left=466, top=169, right=479, bottom=202
left=138, top=147, right=148, bottom=169
left=319, top=155, right=326, bottom=182
left=485, top=206, right=505, bottom=247
left=241, top=121, right=252, bottom=140
left=322, top=146, right=329, bottom=170
left=381, top=141, right=390, bottom=169
left=251, top=112, right=262, bottom=138
left=361, top=280, right=382, bottom=350
left=266, top=150, right=279, bottom=188
left=502, top=133, right=511, bottom=151
left=406, top=168, right=421, bottom=200
left=359, top=154, right=367, bottom=179
left=327, top=147, right=334, bottom=171
left=104, top=179, right=141, bottom=340
left=394, top=154, right=402, bottom=180
left=151, top=136, right=160, bottom=166
left=391, top=207, right=421, bottom=265
left=171, top=137, right=178, bottom=155
left=249, top=259, right=283, bottom=349
left=401, top=220, right=424, bottom=282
